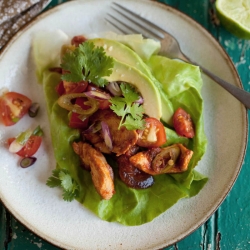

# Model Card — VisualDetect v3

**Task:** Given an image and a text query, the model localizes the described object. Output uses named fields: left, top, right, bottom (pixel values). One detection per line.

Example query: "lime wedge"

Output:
left=215, top=0, right=250, bottom=39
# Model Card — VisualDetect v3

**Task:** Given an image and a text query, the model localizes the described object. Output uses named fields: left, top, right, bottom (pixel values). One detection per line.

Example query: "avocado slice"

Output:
left=90, top=38, right=174, bottom=125
left=104, top=59, right=162, bottom=120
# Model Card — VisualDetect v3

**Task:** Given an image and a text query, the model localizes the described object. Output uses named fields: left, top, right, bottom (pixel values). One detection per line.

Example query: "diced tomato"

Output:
left=70, top=81, right=88, bottom=93
left=8, top=136, right=42, bottom=157
left=69, top=97, right=90, bottom=129
left=137, top=117, right=166, bottom=148
left=71, top=35, right=87, bottom=47
left=55, top=81, right=65, bottom=96
left=97, top=99, right=110, bottom=110
left=173, top=108, right=195, bottom=138
left=0, top=92, right=32, bottom=126
left=63, top=80, right=88, bottom=94
left=87, top=84, right=110, bottom=110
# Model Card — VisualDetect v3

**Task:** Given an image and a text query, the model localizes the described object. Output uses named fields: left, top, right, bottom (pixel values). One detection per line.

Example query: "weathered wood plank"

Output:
left=0, top=204, right=7, bottom=248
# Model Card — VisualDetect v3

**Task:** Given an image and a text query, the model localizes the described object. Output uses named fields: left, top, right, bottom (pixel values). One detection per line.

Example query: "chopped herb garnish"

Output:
left=110, top=83, right=145, bottom=130
left=61, top=41, right=114, bottom=87
left=46, top=169, right=80, bottom=202
left=32, top=125, right=44, bottom=136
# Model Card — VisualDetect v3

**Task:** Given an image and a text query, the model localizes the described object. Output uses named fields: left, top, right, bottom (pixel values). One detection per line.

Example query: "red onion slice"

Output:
left=106, top=82, right=122, bottom=96
left=134, top=96, right=144, bottom=104
left=20, top=157, right=37, bottom=168
left=101, top=121, right=113, bottom=150
left=84, top=90, right=111, bottom=100
left=82, top=121, right=101, bottom=134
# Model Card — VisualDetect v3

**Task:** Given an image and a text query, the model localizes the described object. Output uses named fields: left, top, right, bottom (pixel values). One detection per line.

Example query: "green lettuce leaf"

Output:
left=42, top=70, right=207, bottom=226
left=32, top=30, right=69, bottom=83
left=35, top=33, right=208, bottom=226
left=148, top=56, right=207, bottom=187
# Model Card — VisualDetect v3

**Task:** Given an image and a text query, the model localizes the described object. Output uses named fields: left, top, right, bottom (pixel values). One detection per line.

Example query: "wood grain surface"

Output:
left=0, top=0, right=249, bottom=249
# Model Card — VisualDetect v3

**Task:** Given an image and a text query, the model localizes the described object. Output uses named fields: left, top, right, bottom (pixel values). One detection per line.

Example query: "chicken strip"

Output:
left=72, top=141, right=115, bottom=200
left=84, top=109, right=138, bottom=156
left=129, top=144, right=193, bottom=175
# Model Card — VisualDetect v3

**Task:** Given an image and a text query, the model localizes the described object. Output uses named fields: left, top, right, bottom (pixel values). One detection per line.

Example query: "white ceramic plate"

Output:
left=0, top=0, right=247, bottom=249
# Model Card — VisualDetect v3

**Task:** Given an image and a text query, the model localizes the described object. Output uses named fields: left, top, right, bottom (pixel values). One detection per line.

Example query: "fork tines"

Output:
left=106, top=2, right=164, bottom=40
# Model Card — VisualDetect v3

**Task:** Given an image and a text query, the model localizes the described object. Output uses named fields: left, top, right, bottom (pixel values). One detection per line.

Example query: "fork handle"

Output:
left=199, top=65, right=250, bottom=109
left=182, top=54, right=250, bottom=109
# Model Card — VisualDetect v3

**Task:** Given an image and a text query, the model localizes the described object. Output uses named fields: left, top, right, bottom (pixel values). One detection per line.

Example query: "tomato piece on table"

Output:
left=173, top=108, right=195, bottom=138
left=69, top=97, right=90, bottom=129
left=8, top=136, right=42, bottom=157
left=137, top=117, right=166, bottom=148
left=87, top=84, right=110, bottom=110
left=71, top=35, right=87, bottom=47
left=0, top=92, right=32, bottom=126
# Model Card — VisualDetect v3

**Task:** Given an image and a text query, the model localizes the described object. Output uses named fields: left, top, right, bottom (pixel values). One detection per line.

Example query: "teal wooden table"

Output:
left=1, top=0, right=249, bottom=249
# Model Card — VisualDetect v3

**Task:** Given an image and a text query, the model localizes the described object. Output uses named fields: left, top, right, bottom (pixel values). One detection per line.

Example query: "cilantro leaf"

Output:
left=109, top=96, right=126, bottom=116
left=123, top=115, right=145, bottom=130
left=121, top=83, right=139, bottom=101
left=46, top=169, right=62, bottom=187
left=46, top=169, right=80, bottom=202
left=61, top=41, right=114, bottom=87
left=59, top=171, right=74, bottom=190
left=61, top=52, right=84, bottom=82
left=110, top=83, right=145, bottom=130
left=130, top=103, right=144, bottom=120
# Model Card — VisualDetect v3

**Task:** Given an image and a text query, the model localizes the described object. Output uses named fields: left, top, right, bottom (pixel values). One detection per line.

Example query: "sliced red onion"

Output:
left=101, top=121, right=113, bottom=150
left=134, top=96, right=144, bottom=104
left=84, top=90, right=111, bottom=100
left=106, top=82, right=122, bottom=96
left=20, top=157, right=37, bottom=168
left=82, top=121, right=101, bottom=134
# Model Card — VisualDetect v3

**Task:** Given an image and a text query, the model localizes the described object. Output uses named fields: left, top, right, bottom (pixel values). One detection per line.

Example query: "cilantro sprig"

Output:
left=61, top=41, right=114, bottom=87
left=110, top=83, right=145, bottom=130
left=46, top=169, right=79, bottom=202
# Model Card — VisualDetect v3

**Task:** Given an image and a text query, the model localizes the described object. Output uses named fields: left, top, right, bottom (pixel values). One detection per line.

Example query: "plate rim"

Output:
left=0, top=0, right=248, bottom=249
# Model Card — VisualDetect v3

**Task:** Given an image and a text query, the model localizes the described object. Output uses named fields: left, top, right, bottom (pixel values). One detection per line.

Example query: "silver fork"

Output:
left=106, top=2, right=250, bottom=109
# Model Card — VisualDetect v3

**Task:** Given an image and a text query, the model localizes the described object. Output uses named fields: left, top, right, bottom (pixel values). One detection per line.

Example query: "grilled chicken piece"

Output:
left=129, top=144, right=193, bottom=175
left=72, top=141, right=115, bottom=200
left=83, top=132, right=111, bottom=154
left=84, top=109, right=138, bottom=156
left=124, top=145, right=140, bottom=157
left=129, top=148, right=161, bottom=175
left=117, top=145, right=154, bottom=189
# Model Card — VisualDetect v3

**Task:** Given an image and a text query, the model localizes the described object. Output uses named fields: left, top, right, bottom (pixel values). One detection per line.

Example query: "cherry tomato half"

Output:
left=137, top=117, right=166, bottom=148
left=173, top=108, right=195, bottom=138
left=0, top=92, right=32, bottom=126
left=8, top=136, right=42, bottom=157
left=69, top=97, right=90, bottom=129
